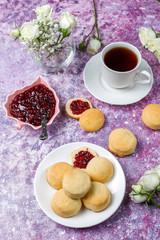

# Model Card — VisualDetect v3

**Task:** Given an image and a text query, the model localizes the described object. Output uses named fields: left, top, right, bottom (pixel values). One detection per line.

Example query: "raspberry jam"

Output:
left=10, top=84, right=56, bottom=126
left=70, top=100, right=90, bottom=115
left=73, top=150, right=95, bottom=169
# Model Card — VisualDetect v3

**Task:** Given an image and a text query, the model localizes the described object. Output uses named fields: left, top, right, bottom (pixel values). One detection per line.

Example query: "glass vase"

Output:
left=33, top=38, right=76, bottom=72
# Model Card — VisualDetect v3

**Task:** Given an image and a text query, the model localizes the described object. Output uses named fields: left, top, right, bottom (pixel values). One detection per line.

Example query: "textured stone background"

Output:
left=1, top=0, right=160, bottom=239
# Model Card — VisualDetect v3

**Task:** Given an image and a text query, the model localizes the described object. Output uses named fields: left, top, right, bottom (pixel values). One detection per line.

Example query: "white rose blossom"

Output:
left=130, top=165, right=160, bottom=209
left=87, top=38, right=101, bottom=54
left=147, top=38, right=160, bottom=52
left=35, top=4, right=52, bottom=20
left=139, top=27, right=156, bottom=46
left=139, top=26, right=160, bottom=63
left=59, top=11, right=77, bottom=29
left=20, top=22, right=39, bottom=42
left=141, top=173, right=160, bottom=191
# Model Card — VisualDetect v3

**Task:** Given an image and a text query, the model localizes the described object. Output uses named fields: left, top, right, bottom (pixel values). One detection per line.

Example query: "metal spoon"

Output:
left=39, top=115, right=48, bottom=140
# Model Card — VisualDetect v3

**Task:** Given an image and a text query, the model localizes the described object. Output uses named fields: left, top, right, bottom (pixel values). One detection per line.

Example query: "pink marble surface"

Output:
left=1, top=0, right=160, bottom=239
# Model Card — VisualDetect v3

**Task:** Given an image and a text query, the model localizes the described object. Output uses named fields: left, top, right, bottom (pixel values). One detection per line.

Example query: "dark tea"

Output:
left=104, top=47, right=138, bottom=72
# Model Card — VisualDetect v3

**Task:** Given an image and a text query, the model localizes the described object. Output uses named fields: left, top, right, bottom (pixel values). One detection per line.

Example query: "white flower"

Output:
left=10, top=29, right=20, bottom=38
left=10, top=5, right=77, bottom=60
left=35, top=4, right=52, bottom=20
left=59, top=12, right=77, bottom=29
left=130, top=192, right=148, bottom=203
left=20, top=22, right=39, bottom=42
left=131, top=184, right=143, bottom=194
left=140, top=173, right=160, bottom=191
left=139, top=27, right=156, bottom=47
left=147, top=38, right=160, bottom=52
left=155, top=49, right=160, bottom=63
left=87, top=38, right=101, bottom=54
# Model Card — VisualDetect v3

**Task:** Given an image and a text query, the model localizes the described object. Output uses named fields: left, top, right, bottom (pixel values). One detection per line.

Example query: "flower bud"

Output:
left=132, top=184, right=142, bottom=194
left=10, top=29, right=20, bottom=38
left=59, top=12, right=77, bottom=29
left=130, top=192, right=148, bottom=203
left=35, top=4, right=52, bottom=20
left=87, top=38, right=101, bottom=54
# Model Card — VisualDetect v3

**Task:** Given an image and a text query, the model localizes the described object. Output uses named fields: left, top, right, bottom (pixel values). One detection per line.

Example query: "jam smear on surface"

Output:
left=10, top=84, right=56, bottom=126
left=73, top=150, right=95, bottom=169
left=70, top=100, right=90, bottom=115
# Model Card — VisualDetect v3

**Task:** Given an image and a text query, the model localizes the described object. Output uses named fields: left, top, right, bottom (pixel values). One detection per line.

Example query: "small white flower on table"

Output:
left=139, top=26, right=160, bottom=63
left=87, top=38, right=101, bottom=54
left=130, top=165, right=160, bottom=209
left=139, top=27, right=156, bottom=46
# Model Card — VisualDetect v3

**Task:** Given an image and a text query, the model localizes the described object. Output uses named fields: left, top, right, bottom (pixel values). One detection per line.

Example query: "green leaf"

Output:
left=15, top=22, right=18, bottom=30
left=61, top=28, right=70, bottom=38
left=78, top=41, right=85, bottom=51
left=157, top=185, right=160, bottom=191
left=14, top=36, right=19, bottom=41
left=151, top=26, right=160, bottom=38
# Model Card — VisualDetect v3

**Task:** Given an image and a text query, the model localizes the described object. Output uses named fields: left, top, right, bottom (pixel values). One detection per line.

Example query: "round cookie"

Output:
left=79, top=108, right=105, bottom=132
left=51, top=189, right=82, bottom=218
left=71, top=146, right=98, bottom=169
left=62, top=168, right=91, bottom=199
left=46, top=162, right=73, bottom=190
left=86, top=156, right=114, bottom=183
left=82, top=182, right=111, bottom=212
left=108, top=128, right=137, bottom=157
left=65, top=98, right=92, bottom=119
left=142, top=104, right=160, bottom=130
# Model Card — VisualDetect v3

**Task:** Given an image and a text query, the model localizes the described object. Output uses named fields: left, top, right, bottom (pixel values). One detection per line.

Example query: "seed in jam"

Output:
left=10, top=84, right=56, bottom=126
left=70, top=100, right=90, bottom=115
left=73, top=150, right=95, bottom=169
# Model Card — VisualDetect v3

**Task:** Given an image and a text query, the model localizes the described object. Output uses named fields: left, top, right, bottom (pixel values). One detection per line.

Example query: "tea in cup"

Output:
left=101, top=42, right=151, bottom=89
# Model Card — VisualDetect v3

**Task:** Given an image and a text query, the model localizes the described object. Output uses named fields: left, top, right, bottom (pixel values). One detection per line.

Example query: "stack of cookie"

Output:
left=46, top=150, right=114, bottom=218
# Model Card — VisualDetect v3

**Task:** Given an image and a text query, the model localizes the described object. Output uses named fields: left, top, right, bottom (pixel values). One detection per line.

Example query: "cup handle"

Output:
left=135, top=70, right=151, bottom=84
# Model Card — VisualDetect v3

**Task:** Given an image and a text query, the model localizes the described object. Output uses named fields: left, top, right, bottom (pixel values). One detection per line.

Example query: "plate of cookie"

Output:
left=34, top=142, right=126, bottom=228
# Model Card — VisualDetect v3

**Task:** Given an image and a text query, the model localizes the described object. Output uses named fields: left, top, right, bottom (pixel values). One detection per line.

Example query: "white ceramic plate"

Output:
left=83, top=53, right=153, bottom=105
left=34, top=142, right=126, bottom=228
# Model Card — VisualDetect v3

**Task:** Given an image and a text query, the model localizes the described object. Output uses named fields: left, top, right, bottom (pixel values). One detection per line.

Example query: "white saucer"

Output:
left=83, top=53, right=153, bottom=105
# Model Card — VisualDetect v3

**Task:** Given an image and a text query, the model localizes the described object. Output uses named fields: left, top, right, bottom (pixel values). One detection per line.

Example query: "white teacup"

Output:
left=101, top=42, right=151, bottom=89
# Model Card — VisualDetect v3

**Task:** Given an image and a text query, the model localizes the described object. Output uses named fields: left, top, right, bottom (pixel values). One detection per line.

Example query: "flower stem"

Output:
left=147, top=188, right=157, bottom=203
left=78, top=0, right=101, bottom=51
left=151, top=26, right=160, bottom=38
left=84, top=24, right=95, bottom=42
left=150, top=199, right=160, bottom=209
left=78, top=24, right=95, bottom=50
left=92, top=0, right=99, bottom=39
